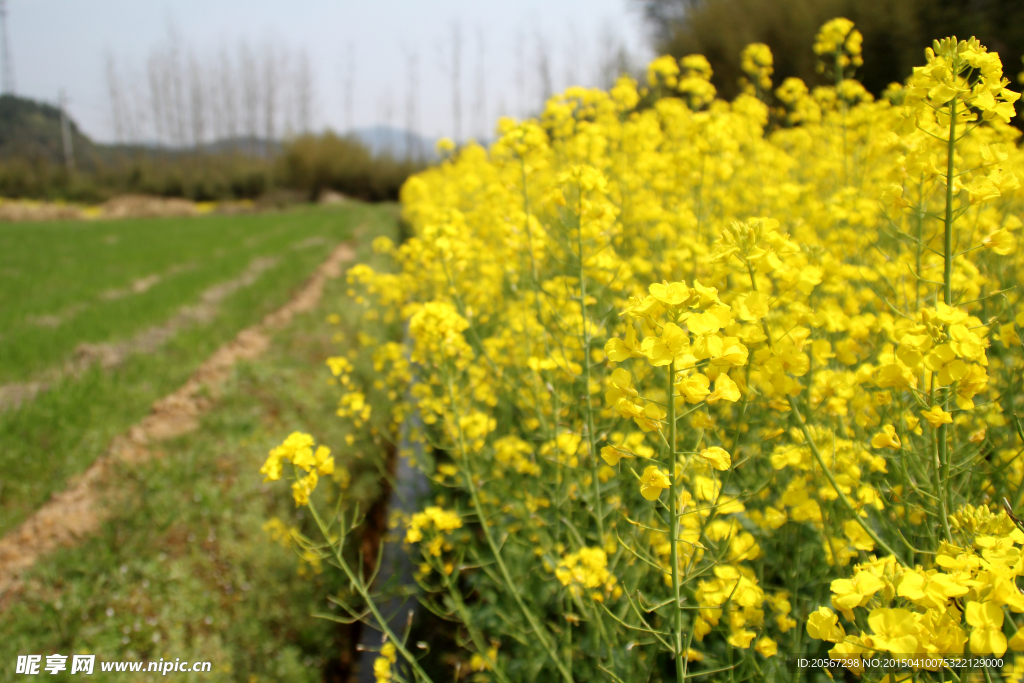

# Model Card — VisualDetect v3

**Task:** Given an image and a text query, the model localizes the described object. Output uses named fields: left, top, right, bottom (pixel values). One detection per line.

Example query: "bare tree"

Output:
left=218, top=47, right=239, bottom=143
left=188, top=50, right=206, bottom=148
left=596, top=21, right=634, bottom=89
left=564, top=23, right=582, bottom=89
left=404, top=47, right=419, bottom=160
left=344, top=42, right=354, bottom=132
left=122, top=63, right=147, bottom=144
left=279, top=47, right=295, bottom=137
left=105, top=52, right=126, bottom=143
left=239, top=41, right=260, bottom=153
left=207, top=50, right=224, bottom=142
left=262, top=39, right=279, bottom=151
left=294, top=48, right=314, bottom=135
left=438, top=22, right=462, bottom=142
left=0, top=0, right=14, bottom=94
left=534, top=29, right=553, bottom=107
left=378, top=88, right=395, bottom=153
left=164, top=25, right=187, bottom=146
left=473, top=28, right=486, bottom=140
left=107, top=29, right=338, bottom=153
left=147, top=51, right=166, bottom=145
left=515, top=29, right=526, bottom=117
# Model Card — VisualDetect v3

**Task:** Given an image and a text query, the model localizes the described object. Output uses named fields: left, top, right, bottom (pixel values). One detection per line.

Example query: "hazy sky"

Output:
left=7, top=0, right=652, bottom=144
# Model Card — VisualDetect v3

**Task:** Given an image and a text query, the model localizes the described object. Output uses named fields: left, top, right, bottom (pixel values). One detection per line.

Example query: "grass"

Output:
left=0, top=205, right=373, bottom=384
left=0, top=212, right=399, bottom=681
left=0, top=202, right=398, bottom=537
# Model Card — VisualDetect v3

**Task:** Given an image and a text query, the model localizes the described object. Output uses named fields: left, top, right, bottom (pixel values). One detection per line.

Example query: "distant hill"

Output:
left=0, top=95, right=104, bottom=169
left=0, top=94, right=445, bottom=169
left=348, top=126, right=438, bottom=161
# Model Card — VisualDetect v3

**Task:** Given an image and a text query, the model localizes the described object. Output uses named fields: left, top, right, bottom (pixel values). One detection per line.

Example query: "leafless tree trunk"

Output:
left=105, top=52, right=125, bottom=144
left=564, top=24, right=582, bottom=89
left=295, top=48, right=314, bottom=135
left=239, top=41, right=260, bottom=154
left=378, top=88, right=394, bottom=133
left=164, top=26, right=187, bottom=147
left=218, top=48, right=239, bottom=144
left=280, top=47, right=295, bottom=138
left=534, top=29, right=553, bottom=107
left=147, top=52, right=166, bottom=145
left=344, top=42, right=354, bottom=132
left=404, top=48, right=418, bottom=160
left=262, top=39, right=279, bottom=152
left=207, top=52, right=224, bottom=142
left=596, top=21, right=633, bottom=89
left=437, top=22, right=462, bottom=142
left=0, top=0, right=15, bottom=95
left=124, top=66, right=146, bottom=144
left=473, top=28, right=486, bottom=141
left=515, top=29, right=526, bottom=118
left=188, top=50, right=206, bottom=148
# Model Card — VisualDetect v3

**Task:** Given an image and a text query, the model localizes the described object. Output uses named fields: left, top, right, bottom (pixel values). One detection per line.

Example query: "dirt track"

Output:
left=0, top=241, right=356, bottom=603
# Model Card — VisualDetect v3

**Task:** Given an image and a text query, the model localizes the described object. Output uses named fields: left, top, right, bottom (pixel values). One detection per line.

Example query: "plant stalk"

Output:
left=667, top=360, right=685, bottom=683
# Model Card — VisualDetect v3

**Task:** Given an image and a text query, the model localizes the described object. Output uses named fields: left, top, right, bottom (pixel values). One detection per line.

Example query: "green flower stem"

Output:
left=787, top=396, right=908, bottom=567
left=434, top=556, right=513, bottom=683
left=939, top=94, right=958, bottom=533
left=748, top=254, right=907, bottom=565
left=575, top=191, right=604, bottom=543
left=667, top=360, right=686, bottom=683
left=307, top=502, right=436, bottom=683
left=445, top=375, right=575, bottom=683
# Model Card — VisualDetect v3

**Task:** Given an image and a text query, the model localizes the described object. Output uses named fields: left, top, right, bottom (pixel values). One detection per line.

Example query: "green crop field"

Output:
left=0, top=206, right=381, bottom=383
left=0, top=203, right=398, bottom=537
left=0, top=235, right=396, bottom=680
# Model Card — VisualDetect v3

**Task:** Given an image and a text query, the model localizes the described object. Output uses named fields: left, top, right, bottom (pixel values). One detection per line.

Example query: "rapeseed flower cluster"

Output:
left=264, top=18, right=1024, bottom=682
left=259, top=432, right=334, bottom=506
left=810, top=508, right=1024, bottom=676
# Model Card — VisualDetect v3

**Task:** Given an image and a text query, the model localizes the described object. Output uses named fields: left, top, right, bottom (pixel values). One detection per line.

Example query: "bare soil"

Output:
left=0, top=256, right=277, bottom=412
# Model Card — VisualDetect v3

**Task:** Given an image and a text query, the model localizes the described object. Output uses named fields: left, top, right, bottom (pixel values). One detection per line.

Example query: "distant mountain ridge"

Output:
left=0, top=95, right=103, bottom=169
left=0, top=94, right=445, bottom=169
left=349, top=125, right=438, bottom=161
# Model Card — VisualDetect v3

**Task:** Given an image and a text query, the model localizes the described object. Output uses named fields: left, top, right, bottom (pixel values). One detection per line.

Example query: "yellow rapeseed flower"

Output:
left=870, top=425, right=901, bottom=449
left=639, top=466, right=671, bottom=501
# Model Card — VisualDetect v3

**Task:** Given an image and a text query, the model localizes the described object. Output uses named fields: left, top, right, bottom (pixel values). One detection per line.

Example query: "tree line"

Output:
left=105, top=28, right=316, bottom=153
left=639, top=0, right=1024, bottom=104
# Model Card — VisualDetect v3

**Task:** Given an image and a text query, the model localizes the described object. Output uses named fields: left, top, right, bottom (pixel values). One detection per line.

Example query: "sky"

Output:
left=6, top=0, right=652, bottom=144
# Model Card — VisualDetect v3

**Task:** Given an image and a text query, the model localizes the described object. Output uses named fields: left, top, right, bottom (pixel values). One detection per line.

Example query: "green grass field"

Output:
left=0, top=206, right=376, bottom=384
left=0, top=225, right=397, bottom=680
left=0, top=203, right=398, bottom=537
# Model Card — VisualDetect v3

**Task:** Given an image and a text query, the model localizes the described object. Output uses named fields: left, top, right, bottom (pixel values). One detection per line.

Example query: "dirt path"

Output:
left=0, top=255, right=281, bottom=413
left=0, top=241, right=356, bottom=602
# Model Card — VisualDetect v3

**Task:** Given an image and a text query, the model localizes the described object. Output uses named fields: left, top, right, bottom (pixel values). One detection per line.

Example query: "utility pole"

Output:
left=0, top=0, right=14, bottom=94
left=59, top=89, right=75, bottom=172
